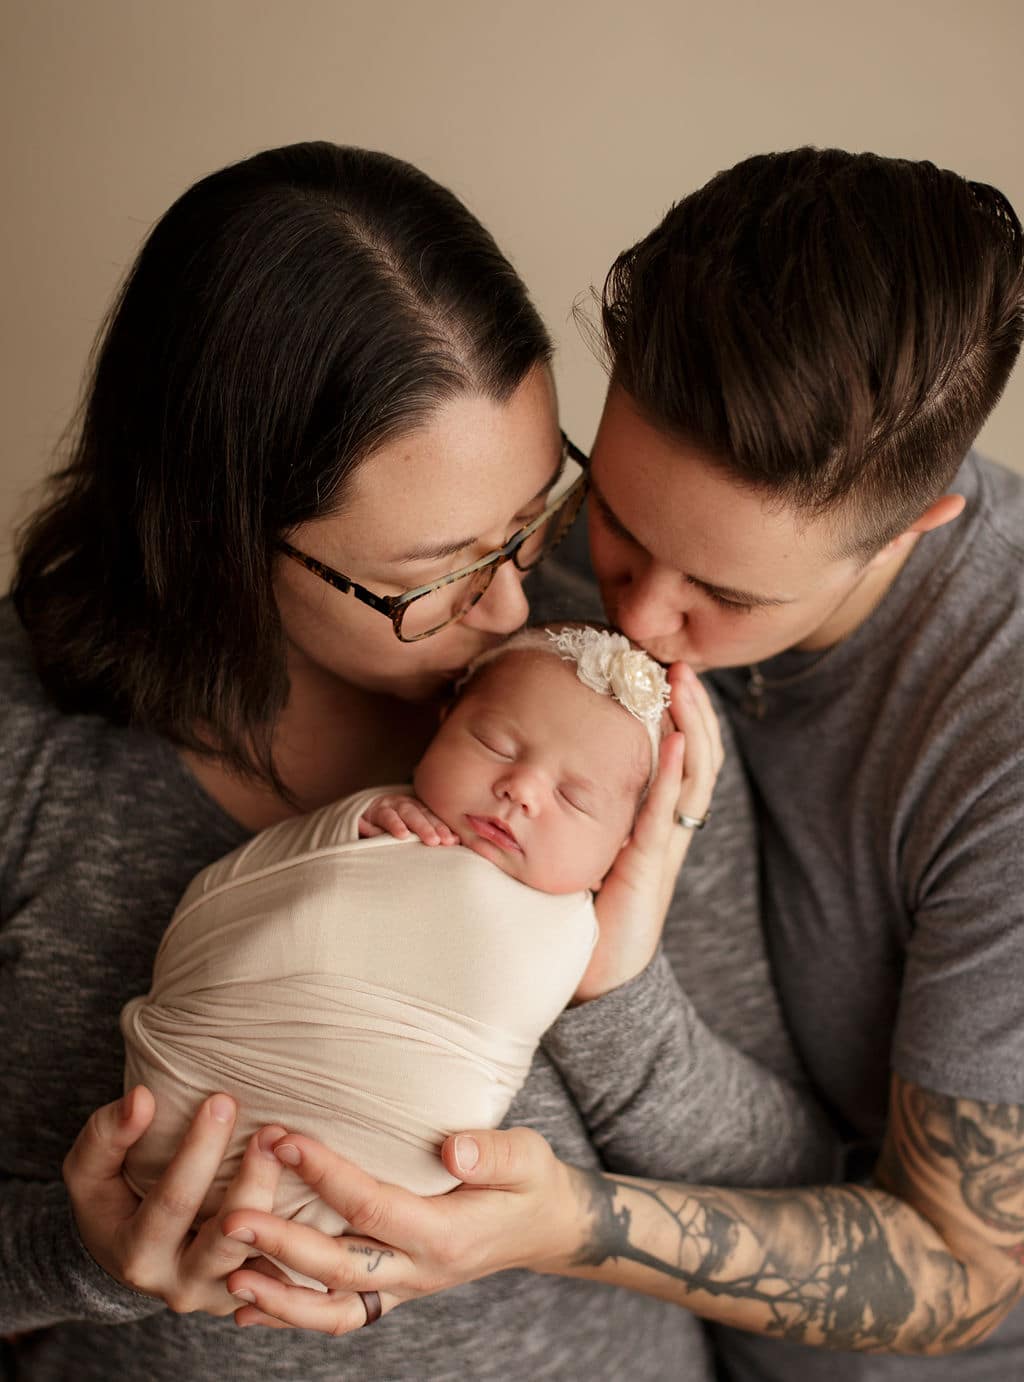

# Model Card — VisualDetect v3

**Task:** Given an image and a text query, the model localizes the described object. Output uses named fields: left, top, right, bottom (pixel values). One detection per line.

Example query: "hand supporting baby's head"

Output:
left=413, top=623, right=672, bottom=894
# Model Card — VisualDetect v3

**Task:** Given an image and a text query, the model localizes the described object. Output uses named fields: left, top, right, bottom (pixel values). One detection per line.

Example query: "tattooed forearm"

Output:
left=564, top=1081, right=1024, bottom=1356
left=572, top=1173, right=923, bottom=1349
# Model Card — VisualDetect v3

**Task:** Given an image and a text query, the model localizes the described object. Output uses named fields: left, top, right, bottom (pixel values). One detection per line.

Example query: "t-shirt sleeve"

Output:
left=894, top=707, right=1024, bottom=1104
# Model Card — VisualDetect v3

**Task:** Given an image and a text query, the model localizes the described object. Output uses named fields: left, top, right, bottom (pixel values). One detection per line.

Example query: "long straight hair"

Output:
left=13, top=142, right=552, bottom=784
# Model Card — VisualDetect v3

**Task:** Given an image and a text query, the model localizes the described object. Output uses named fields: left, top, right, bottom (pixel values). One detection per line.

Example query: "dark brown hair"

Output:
left=601, top=149, right=1024, bottom=555
left=12, top=142, right=551, bottom=784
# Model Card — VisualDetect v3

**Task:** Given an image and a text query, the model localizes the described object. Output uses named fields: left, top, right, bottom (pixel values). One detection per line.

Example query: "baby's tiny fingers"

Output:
left=394, top=804, right=442, bottom=845
left=376, top=808, right=413, bottom=839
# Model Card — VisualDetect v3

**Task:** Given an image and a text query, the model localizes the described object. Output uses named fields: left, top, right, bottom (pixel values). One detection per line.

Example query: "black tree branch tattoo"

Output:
left=568, top=1084, right=1024, bottom=1353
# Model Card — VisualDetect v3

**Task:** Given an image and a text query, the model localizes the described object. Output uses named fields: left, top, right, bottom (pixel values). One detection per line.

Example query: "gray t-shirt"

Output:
left=708, top=452, right=1024, bottom=1380
left=0, top=578, right=832, bottom=1382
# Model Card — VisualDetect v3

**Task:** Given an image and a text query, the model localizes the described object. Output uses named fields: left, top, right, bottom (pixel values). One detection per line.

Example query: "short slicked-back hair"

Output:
left=602, top=149, right=1024, bottom=556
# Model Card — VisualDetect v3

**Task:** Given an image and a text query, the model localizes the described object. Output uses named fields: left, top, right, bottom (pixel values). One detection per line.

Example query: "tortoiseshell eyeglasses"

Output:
left=279, top=433, right=589, bottom=642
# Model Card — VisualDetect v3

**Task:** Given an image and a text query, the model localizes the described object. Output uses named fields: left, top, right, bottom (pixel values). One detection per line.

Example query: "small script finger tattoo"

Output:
left=347, top=1245, right=395, bottom=1273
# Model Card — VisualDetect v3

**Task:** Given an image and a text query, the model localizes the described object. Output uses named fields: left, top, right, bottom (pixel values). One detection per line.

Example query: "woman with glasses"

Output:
left=3, top=142, right=828, bottom=1381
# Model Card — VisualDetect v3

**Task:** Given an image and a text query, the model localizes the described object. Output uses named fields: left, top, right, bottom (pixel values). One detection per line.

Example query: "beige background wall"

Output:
left=3, top=0, right=1023, bottom=586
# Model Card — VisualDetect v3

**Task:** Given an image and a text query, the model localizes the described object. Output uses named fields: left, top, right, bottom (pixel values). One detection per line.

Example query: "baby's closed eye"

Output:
left=472, top=731, right=515, bottom=759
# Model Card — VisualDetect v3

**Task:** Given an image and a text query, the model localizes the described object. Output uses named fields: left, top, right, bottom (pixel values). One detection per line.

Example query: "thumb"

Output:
left=62, top=1085, right=156, bottom=1199
left=440, top=1126, right=551, bottom=1188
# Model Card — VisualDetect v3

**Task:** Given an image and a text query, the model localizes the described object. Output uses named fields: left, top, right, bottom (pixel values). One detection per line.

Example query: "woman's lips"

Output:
left=466, top=814, right=522, bottom=852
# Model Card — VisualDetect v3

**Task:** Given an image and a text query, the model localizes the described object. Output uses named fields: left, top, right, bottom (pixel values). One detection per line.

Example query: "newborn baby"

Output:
left=121, top=625, right=673, bottom=1239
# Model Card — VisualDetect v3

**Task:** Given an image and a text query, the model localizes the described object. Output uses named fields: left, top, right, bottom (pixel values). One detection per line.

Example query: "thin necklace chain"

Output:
left=743, top=637, right=850, bottom=719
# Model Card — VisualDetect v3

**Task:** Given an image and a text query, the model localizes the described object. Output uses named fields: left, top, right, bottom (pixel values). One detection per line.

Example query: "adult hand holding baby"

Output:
left=223, top=1124, right=578, bottom=1333
left=62, top=1086, right=292, bottom=1316
left=578, top=662, right=723, bottom=1002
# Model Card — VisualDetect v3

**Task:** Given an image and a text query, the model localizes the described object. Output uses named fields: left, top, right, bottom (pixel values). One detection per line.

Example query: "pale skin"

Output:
left=61, top=372, right=718, bottom=1320
left=189, top=389, right=1023, bottom=1355
left=360, top=645, right=722, bottom=995
left=69, top=383, right=1015, bottom=1353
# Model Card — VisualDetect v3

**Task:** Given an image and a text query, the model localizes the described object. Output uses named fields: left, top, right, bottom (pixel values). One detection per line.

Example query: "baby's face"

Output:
left=413, top=652, right=649, bottom=893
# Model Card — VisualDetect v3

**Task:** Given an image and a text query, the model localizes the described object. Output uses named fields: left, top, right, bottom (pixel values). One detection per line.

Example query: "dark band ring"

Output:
left=676, top=810, right=711, bottom=830
left=359, top=1290, right=383, bottom=1327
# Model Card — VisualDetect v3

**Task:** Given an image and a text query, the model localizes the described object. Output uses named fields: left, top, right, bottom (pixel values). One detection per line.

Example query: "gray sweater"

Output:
left=0, top=571, right=832, bottom=1381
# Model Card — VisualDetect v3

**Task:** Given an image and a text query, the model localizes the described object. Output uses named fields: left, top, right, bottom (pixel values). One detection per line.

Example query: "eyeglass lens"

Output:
left=397, top=460, right=586, bottom=641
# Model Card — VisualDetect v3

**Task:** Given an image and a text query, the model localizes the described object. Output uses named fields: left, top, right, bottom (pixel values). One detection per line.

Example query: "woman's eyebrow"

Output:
left=591, top=478, right=793, bottom=609
left=589, top=480, right=637, bottom=545
left=391, top=450, right=568, bottom=566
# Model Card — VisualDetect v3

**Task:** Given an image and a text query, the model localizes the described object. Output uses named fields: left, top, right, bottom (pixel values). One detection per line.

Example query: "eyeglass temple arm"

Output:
left=277, top=541, right=398, bottom=615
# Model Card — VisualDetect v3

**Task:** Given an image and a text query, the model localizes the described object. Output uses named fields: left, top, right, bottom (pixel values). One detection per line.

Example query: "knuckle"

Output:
left=347, top=1195, right=392, bottom=1241
left=121, top=1269, right=153, bottom=1296
left=514, top=1125, right=545, bottom=1158
left=164, top=1287, right=198, bottom=1315
left=329, top=1308, right=361, bottom=1338
left=321, top=1260, right=357, bottom=1294
left=151, top=1187, right=198, bottom=1221
left=209, top=1232, right=249, bottom=1269
left=120, top=1254, right=159, bottom=1296
left=432, top=1235, right=461, bottom=1273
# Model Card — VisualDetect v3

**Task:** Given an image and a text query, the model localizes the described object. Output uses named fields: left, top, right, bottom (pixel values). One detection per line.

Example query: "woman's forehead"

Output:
left=335, top=376, right=559, bottom=563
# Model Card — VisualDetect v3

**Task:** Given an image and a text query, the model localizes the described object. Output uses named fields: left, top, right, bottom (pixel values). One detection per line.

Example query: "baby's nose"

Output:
left=496, top=766, right=542, bottom=815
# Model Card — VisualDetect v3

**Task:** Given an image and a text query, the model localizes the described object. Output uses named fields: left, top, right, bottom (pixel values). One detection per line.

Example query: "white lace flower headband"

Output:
left=462, top=625, right=671, bottom=784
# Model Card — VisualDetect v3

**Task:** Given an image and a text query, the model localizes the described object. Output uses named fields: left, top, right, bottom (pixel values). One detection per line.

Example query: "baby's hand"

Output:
left=358, top=793, right=460, bottom=846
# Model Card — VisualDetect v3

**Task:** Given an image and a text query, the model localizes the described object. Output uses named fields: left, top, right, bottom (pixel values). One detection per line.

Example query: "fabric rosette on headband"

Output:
left=462, top=624, right=671, bottom=784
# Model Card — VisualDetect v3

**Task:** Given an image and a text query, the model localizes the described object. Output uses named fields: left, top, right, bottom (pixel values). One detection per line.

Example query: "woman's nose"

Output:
left=614, top=559, right=688, bottom=643
left=463, top=559, right=529, bottom=636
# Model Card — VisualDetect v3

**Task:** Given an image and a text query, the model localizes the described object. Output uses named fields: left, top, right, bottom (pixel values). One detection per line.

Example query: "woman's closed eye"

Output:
left=509, top=499, right=546, bottom=535
left=689, top=579, right=755, bottom=615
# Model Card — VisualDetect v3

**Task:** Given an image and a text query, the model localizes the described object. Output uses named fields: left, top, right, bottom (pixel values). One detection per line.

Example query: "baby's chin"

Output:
left=462, top=834, right=594, bottom=895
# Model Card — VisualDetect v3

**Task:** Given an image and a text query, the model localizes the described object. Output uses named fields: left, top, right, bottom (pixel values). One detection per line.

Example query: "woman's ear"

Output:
left=866, top=492, right=966, bottom=569
left=907, top=492, right=967, bottom=535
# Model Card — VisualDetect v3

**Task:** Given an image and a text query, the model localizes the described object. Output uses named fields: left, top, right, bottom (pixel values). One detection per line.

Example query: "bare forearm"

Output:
left=559, top=1169, right=1020, bottom=1355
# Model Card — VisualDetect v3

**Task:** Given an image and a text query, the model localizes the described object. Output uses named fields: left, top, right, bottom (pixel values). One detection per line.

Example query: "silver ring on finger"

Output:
left=359, top=1290, right=383, bottom=1327
left=676, top=810, right=711, bottom=830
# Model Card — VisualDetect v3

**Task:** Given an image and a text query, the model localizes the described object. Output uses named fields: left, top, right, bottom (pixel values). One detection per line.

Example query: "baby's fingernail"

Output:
left=232, top=1288, right=257, bottom=1302
left=226, top=1227, right=256, bottom=1244
left=210, top=1095, right=235, bottom=1123
left=275, top=1142, right=301, bottom=1166
left=454, top=1135, right=479, bottom=1173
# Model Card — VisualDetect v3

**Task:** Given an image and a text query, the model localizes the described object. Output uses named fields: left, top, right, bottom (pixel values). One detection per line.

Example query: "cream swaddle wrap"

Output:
left=121, top=786, right=597, bottom=1233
